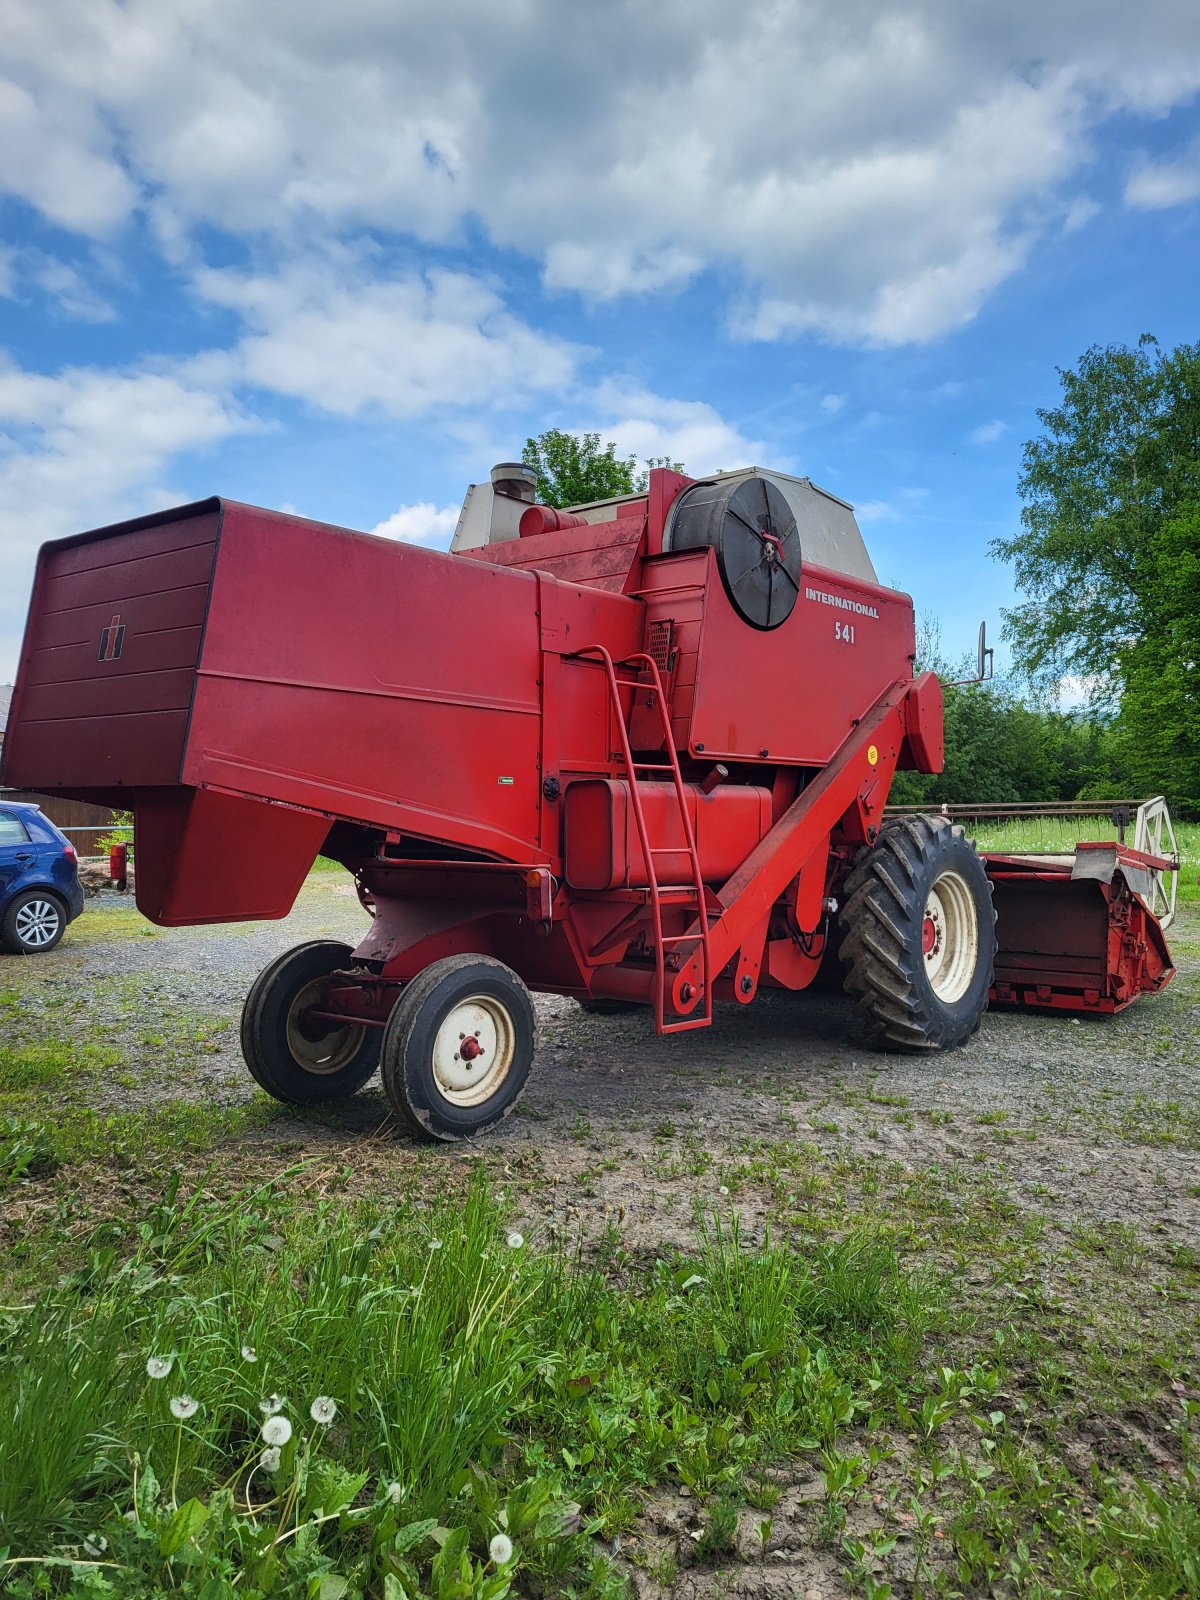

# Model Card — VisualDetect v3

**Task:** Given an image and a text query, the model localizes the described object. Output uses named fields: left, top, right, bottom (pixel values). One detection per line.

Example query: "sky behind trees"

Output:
left=1, top=0, right=1199, bottom=679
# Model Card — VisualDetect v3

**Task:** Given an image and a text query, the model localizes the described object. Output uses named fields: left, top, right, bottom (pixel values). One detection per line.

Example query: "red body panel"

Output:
left=4, top=507, right=219, bottom=790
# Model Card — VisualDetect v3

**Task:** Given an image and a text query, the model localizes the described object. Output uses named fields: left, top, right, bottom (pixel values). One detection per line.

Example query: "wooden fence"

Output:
left=0, top=789, right=117, bottom=856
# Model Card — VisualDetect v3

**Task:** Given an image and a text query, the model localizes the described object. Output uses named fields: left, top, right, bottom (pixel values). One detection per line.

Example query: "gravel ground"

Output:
left=6, top=876, right=1198, bottom=1253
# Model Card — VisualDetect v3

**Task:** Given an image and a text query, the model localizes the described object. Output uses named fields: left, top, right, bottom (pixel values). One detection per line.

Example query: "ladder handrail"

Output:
left=570, top=645, right=713, bottom=1032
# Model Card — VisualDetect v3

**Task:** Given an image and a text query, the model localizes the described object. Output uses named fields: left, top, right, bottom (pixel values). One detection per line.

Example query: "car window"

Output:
left=0, top=811, right=32, bottom=845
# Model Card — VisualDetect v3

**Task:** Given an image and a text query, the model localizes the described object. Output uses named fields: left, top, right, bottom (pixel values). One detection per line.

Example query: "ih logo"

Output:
left=98, top=614, right=126, bottom=662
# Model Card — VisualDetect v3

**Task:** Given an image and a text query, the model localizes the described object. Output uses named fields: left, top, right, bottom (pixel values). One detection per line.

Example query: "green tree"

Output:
left=522, top=429, right=683, bottom=508
left=993, top=335, right=1200, bottom=701
left=1115, top=501, right=1200, bottom=810
left=888, top=616, right=1124, bottom=806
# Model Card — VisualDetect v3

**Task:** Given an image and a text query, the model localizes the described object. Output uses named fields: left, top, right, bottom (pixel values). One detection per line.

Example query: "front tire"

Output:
left=1, top=890, right=66, bottom=954
left=381, top=955, right=534, bottom=1142
left=838, top=816, right=996, bottom=1052
left=241, top=941, right=381, bottom=1104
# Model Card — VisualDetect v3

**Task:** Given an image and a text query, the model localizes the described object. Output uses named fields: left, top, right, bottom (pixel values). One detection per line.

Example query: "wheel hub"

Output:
left=285, top=978, right=366, bottom=1074
left=433, top=995, right=515, bottom=1105
left=922, top=870, right=979, bottom=1004
left=14, top=899, right=60, bottom=948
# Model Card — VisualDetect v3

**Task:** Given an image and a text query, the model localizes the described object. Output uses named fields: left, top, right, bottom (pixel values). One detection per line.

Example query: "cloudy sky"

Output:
left=2, top=0, right=1199, bottom=681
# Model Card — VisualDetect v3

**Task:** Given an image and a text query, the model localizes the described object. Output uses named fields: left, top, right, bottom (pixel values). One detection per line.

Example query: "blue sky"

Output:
left=2, top=0, right=1199, bottom=684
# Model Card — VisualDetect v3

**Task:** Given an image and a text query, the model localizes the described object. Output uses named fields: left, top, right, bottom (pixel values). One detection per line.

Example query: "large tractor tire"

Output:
left=241, top=940, right=381, bottom=1104
left=381, top=954, right=534, bottom=1142
left=838, top=816, right=996, bottom=1052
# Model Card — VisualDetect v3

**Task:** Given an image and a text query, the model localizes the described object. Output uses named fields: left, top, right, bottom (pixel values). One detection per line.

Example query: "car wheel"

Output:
left=1, top=890, right=66, bottom=954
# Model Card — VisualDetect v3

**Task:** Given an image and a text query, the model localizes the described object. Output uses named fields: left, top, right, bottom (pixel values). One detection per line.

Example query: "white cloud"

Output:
left=194, top=256, right=581, bottom=416
left=1125, top=139, right=1200, bottom=209
left=969, top=420, right=1007, bottom=445
left=369, top=502, right=460, bottom=546
left=1, top=1, right=1198, bottom=345
left=0, top=249, right=116, bottom=321
left=855, top=499, right=900, bottom=522
left=0, top=355, right=257, bottom=674
left=820, top=393, right=846, bottom=414
left=1062, top=195, right=1101, bottom=233
left=583, top=383, right=775, bottom=478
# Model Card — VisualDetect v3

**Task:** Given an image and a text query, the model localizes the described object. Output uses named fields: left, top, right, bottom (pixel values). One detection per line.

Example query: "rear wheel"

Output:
left=1, top=890, right=66, bottom=954
left=381, top=955, right=534, bottom=1142
left=241, top=940, right=380, bottom=1104
left=838, top=816, right=996, bottom=1051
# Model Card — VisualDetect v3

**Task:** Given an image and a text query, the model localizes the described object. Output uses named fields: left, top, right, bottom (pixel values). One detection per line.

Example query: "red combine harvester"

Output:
left=1, top=465, right=1176, bottom=1140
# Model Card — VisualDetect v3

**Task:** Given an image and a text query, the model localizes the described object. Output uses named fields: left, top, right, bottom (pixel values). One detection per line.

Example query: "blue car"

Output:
left=0, top=801, right=86, bottom=954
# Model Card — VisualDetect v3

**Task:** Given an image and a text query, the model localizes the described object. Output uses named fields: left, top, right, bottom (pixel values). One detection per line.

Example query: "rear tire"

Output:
left=838, top=816, right=996, bottom=1052
left=381, top=955, right=534, bottom=1142
left=241, top=941, right=380, bottom=1104
left=1, top=890, right=66, bottom=954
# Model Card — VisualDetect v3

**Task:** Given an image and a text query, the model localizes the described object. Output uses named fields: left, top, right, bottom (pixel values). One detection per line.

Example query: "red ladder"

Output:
left=572, top=645, right=714, bottom=1032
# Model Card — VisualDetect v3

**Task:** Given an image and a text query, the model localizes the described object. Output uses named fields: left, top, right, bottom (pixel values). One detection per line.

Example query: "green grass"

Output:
left=971, top=816, right=1200, bottom=903
left=0, top=1172, right=937, bottom=1597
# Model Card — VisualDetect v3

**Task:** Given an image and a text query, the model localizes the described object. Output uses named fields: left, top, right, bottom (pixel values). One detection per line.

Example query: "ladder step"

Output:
left=579, top=639, right=714, bottom=1037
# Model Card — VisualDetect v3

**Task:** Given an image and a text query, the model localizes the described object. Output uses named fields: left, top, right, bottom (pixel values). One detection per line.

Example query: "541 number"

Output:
left=835, top=621, right=856, bottom=644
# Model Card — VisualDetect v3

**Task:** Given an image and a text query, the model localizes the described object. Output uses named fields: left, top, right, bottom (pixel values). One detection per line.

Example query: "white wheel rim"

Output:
left=432, top=994, right=516, bottom=1107
left=922, top=870, right=979, bottom=1004
left=285, top=977, right=365, bottom=1075
left=14, top=899, right=60, bottom=949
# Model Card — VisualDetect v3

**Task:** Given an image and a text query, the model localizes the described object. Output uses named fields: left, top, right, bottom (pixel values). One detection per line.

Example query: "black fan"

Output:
left=665, top=476, right=802, bottom=629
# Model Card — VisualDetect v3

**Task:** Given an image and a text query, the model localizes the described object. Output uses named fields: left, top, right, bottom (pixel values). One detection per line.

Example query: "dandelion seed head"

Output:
left=259, top=1393, right=286, bottom=1416
left=386, top=1480, right=403, bottom=1505
left=309, top=1394, right=338, bottom=1426
left=489, top=1533, right=514, bottom=1564
left=240, top=1343, right=258, bottom=1363
left=261, top=1414, right=293, bottom=1447
left=506, top=1231, right=524, bottom=1250
left=719, top=1185, right=730, bottom=1196
left=169, top=1394, right=199, bottom=1420
left=428, top=1238, right=442, bottom=1250
left=260, top=1446, right=281, bottom=1472
left=145, top=1355, right=173, bottom=1380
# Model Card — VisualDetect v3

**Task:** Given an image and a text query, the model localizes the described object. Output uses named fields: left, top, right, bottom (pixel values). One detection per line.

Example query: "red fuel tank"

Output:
left=563, top=779, right=773, bottom=890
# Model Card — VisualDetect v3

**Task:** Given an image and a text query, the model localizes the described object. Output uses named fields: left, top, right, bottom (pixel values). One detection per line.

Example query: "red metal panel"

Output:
left=463, top=509, right=645, bottom=592
left=684, top=555, right=916, bottom=765
left=902, top=671, right=944, bottom=773
left=186, top=504, right=545, bottom=862
left=135, top=787, right=331, bottom=924
left=2, top=506, right=219, bottom=792
left=563, top=779, right=772, bottom=889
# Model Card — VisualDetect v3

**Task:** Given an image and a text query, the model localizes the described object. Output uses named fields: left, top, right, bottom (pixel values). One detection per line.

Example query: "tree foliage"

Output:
left=1115, top=501, right=1200, bottom=809
left=522, top=429, right=682, bottom=508
left=888, top=622, right=1120, bottom=808
left=993, top=335, right=1200, bottom=701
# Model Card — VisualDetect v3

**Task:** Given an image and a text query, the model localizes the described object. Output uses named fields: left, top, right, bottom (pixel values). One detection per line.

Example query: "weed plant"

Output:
left=0, top=1169, right=933, bottom=1597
